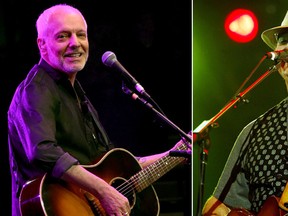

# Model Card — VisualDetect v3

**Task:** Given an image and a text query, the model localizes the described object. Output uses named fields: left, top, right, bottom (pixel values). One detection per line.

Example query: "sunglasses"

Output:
left=275, top=32, right=288, bottom=45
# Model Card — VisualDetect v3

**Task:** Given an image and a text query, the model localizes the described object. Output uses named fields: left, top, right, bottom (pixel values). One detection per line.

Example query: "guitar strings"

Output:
left=118, top=152, right=186, bottom=198
left=115, top=142, right=189, bottom=199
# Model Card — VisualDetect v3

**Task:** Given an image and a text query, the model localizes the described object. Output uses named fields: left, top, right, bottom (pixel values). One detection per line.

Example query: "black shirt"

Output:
left=8, top=59, right=112, bottom=216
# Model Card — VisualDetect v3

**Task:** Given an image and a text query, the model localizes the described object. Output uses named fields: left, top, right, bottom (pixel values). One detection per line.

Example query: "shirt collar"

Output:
left=38, top=58, right=68, bottom=83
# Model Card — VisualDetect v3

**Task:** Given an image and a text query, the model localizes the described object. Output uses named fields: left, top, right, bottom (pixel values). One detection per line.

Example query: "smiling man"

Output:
left=7, top=4, right=189, bottom=216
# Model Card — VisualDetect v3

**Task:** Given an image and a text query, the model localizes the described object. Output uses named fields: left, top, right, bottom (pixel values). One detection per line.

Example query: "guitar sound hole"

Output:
left=110, top=177, right=136, bottom=209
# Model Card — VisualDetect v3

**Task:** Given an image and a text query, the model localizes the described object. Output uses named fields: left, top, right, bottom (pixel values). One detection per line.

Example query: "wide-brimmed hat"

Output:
left=261, top=11, right=288, bottom=50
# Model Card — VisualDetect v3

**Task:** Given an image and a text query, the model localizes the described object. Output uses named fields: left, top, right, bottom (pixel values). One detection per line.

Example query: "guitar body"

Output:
left=20, top=148, right=160, bottom=216
left=229, top=196, right=288, bottom=216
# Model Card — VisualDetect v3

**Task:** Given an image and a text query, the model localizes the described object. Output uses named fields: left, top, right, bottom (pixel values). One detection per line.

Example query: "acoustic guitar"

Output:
left=19, top=140, right=190, bottom=216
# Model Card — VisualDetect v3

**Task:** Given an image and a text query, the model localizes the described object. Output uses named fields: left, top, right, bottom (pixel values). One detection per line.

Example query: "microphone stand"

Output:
left=194, top=63, right=278, bottom=216
left=122, top=84, right=191, bottom=143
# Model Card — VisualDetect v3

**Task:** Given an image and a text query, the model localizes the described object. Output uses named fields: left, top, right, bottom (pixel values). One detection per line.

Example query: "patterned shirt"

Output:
left=214, top=98, right=288, bottom=213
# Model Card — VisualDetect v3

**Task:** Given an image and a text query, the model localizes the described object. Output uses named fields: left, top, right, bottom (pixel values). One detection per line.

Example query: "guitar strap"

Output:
left=218, top=126, right=252, bottom=202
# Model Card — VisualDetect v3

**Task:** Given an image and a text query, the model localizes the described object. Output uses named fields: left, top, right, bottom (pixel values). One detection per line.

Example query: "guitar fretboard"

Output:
left=130, top=142, right=188, bottom=192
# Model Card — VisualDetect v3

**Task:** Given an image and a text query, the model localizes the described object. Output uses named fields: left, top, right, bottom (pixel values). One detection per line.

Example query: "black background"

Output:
left=0, top=1, right=192, bottom=215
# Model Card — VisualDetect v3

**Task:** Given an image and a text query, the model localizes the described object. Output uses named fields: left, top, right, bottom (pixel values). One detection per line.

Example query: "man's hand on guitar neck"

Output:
left=137, top=133, right=191, bottom=168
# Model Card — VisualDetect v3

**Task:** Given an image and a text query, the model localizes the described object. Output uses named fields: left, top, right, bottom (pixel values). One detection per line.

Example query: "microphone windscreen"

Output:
left=102, top=51, right=117, bottom=67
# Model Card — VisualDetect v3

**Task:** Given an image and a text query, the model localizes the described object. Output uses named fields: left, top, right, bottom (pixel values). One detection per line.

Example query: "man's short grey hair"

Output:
left=36, top=4, right=87, bottom=38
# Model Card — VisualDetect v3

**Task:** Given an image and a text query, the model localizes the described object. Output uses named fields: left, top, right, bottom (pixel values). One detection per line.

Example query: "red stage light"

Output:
left=224, top=9, right=258, bottom=43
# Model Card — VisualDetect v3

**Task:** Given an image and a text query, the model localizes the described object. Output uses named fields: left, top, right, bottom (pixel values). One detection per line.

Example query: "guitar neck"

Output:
left=131, top=142, right=188, bottom=193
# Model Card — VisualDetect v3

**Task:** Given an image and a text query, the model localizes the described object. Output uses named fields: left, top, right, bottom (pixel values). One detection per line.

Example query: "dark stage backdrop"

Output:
left=0, top=1, right=192, bottom=215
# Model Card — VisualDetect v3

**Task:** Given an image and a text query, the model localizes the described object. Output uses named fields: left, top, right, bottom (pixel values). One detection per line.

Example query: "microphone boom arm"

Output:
left=194, top=63, right=278, bottom=144
left=122, top=85, right=191, bottom=143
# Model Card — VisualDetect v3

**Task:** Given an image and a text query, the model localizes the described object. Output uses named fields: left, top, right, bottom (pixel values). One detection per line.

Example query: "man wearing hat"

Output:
left=202, top=11, right=288, bottom=215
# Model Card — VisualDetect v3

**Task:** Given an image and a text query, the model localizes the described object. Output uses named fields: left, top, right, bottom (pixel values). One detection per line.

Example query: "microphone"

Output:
left=266, top=48, right=288, bottom=61
left=102, top=51, right=151, bottom=99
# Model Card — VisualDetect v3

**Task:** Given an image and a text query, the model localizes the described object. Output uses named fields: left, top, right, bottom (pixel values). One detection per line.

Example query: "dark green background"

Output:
left=193, top=1, right=288, bottom=215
